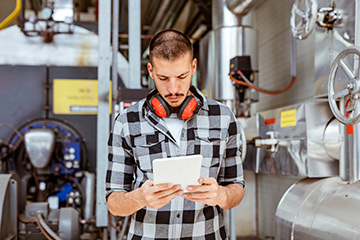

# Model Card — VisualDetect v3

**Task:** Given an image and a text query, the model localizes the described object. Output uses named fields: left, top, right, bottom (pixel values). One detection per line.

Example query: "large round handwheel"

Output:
left=328, top=47, right=360, bottom=125
left=290, top=0, right=318, bottom=40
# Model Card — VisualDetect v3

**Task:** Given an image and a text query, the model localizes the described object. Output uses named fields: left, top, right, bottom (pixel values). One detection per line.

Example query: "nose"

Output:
left=168, top=77, right=179, bottom=95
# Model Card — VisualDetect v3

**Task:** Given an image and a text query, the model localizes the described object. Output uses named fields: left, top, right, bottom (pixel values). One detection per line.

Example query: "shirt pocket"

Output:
left=194, top=129, right=222, bottom=178
left=133, top=134, right=167, bottom=172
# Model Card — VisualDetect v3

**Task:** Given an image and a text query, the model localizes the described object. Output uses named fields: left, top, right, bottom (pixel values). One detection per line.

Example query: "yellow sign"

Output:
left=53, top=79, right=112, bottom=115
left=280, top=109, right=297, bottom=127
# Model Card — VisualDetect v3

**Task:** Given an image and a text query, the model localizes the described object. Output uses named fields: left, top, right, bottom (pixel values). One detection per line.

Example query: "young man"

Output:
left=106, top=29, right=245, bottom=239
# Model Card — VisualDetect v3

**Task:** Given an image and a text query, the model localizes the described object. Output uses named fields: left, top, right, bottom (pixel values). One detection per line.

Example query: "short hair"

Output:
left=149, top=29, right=193, bottom=65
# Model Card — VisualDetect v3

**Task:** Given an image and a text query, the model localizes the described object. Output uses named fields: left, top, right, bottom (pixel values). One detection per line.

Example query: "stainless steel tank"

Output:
left=274, top=177, right=360, bottom=240
left=199, top=0, right=258, bottom=106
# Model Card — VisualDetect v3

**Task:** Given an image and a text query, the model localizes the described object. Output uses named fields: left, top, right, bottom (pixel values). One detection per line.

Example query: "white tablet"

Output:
left=153, top=154, right=203, bottom=192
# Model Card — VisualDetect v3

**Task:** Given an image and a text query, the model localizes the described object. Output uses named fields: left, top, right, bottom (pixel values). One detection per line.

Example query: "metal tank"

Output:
left=199, top=0, right=259, bottom=110
left=274, top=177, right=360, bottom=240
left=274, top=1, right=360, bottom=239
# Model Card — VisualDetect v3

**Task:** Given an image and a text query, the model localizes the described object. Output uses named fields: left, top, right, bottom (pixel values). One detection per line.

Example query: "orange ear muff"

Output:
left=178, top=96, right=198, bottom=120
left=151, top=95, right=171, bottom=118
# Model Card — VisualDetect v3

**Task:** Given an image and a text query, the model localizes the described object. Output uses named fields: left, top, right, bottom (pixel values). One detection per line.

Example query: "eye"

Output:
left=178, top=75, right=187, bottom=79
left=159, top=77, right=168, bottom=81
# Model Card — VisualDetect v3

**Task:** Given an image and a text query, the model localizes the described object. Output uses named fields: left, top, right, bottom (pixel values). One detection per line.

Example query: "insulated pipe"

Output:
left=226, top=0, right=264, bottom=16
left=0, top=0, right=21, bottom=30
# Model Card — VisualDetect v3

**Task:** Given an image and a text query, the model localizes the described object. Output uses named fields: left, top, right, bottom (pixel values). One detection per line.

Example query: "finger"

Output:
left=155, top=185, right=182, bottom=197
left=151, top=189, right=184, bottom=207
left=198, top=177, right=217, bottom=185
left=143, top=180, right=154, bottom=187
left=153, top=183, right=175, bottom=192
left=187, top=184, right=215, bottom=193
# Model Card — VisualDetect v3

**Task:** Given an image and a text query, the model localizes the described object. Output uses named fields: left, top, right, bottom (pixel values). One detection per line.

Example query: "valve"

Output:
left=328, top=47, right=360, bottom=125
left=290, top=0, right=318, bottom=40
left=254, top=131, right=278, bottom=153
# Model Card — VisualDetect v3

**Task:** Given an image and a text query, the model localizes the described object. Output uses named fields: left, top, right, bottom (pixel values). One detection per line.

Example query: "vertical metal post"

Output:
left=112, top=0, right=120, bottom=123
left=96, top=0, right=111, bottom=227
left=353, top=0, right=360, bottom=183
left=128, top=0, right=141, bottom=89
left=229, top=208, right=236, bottom=240
left=342, top=0, right=360, bottom=183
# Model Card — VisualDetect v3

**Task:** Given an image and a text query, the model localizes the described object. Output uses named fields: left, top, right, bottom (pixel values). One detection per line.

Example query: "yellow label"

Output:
left=53, top=79, right=112, bottom=115
left=280, top=109, right=297, bottom=127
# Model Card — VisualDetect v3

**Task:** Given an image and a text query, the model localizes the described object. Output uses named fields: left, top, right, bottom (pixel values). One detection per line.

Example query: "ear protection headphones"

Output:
left=146, top=87, right=202, bottom=120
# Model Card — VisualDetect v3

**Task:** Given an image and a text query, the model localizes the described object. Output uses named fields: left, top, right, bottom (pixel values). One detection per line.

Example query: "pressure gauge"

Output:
left=41, top=7, right=52, bottom=20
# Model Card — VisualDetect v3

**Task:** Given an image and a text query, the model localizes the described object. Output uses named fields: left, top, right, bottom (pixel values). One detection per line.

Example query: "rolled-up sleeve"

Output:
left=218, top=112, right=245, bottom=188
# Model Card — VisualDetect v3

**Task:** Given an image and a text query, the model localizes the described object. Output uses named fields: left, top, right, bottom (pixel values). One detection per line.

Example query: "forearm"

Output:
left=218, top=184, right=244, bottom=209
left=107, top=188, right=145, bottom=216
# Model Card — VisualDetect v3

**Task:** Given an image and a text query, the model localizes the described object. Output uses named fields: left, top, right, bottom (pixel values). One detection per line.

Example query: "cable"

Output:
left=36, top=211, right=62, bottom=240
left=18, top=214, right=53, bottom=240
left=230, top=71, right=296, bottom=95
left=108, top=213, right=121, bottom=234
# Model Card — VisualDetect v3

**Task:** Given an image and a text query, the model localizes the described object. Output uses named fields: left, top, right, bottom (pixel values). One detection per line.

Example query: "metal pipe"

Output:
left=119, top=216, right=130, bottom=240
left=341, top=0, right=360, bottom=183
left=112, top=0, right=119, bottom=123
left=97, top=0, right=111, bottom=227
left=0, top=0, right=21, bottom=30
left=148, top=0, right=172, bottom=34
left=226, top=0, right=264, bottom=16
left=128, top=0, right=141, bottom=89
left=36, top=211, right=62, bottom=240
left=212, top=0, right=241, bottom=29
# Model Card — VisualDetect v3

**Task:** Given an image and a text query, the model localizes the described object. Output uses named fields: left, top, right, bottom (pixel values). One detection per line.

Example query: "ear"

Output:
left=191, top=58, right=197, bottom=76
left=147, top=63, right=154, bottom=79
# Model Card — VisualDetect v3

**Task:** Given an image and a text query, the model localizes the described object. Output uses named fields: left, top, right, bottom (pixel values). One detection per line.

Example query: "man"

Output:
left=106, top=29, right=245, bottom=239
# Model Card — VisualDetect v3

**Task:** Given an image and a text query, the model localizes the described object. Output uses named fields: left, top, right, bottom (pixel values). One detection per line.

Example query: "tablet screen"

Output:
left=153, top=154, right=203, bottom=192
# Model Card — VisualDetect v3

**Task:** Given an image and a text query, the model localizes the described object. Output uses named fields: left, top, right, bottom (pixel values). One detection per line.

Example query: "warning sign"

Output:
left=280, top=109, right=297, bottom=127
left=53, top=79, right=112, bottom=115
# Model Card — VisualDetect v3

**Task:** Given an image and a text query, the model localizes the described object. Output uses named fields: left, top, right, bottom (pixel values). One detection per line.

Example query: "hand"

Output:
left=182, top=177, right=225, bottom=206
left=139, top=180, right=183, bottom=209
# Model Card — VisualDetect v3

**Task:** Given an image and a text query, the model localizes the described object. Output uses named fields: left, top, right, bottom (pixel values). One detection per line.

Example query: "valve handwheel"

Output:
left=290, top=0, right=318, bottom=40
left=328, top=47, right=360, bottom=125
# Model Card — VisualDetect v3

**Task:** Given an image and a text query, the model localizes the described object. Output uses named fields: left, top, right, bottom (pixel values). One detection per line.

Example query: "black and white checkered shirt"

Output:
left=106, top=86, right=245, bottom=240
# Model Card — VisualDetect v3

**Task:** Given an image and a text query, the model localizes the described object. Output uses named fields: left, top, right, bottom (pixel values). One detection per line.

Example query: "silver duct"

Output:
left=200, top=0, right=260, bottom=111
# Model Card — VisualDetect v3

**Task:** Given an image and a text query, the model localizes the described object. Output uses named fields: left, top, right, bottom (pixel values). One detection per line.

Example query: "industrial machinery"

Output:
left=273, top=1, right=360, bottom=239
left=0, top=118, right=96, bottom=239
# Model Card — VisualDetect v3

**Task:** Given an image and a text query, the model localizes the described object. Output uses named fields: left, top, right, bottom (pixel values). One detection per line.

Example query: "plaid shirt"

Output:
left=106, top=87, right=245, bottom=240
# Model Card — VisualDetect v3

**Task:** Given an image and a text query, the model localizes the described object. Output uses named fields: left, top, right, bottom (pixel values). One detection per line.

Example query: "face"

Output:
left=147, top=53, right=197, bottom=108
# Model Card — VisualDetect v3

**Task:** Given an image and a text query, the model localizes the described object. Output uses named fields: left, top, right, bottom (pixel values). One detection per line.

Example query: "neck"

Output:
left=170, top=107, right=179, bottom=114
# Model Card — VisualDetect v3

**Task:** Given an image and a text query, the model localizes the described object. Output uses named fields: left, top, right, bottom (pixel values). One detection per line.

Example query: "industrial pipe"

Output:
left=226, top=0, right=264, bottom=16
left=0, top=0, right=21, bottom=30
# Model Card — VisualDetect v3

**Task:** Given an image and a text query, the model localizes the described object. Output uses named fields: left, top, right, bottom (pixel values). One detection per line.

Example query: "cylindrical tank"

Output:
left=198, top=0, right=258, bottom=109
left=275, top=177, right=360, bottom=240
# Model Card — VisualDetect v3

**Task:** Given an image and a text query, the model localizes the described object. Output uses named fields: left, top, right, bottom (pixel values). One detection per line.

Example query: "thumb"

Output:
left=142, top=180, right=154, bottom=187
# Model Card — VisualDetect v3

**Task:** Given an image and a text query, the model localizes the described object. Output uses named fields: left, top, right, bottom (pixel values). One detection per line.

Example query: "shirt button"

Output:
left=176, top=213, right=180, bottom=218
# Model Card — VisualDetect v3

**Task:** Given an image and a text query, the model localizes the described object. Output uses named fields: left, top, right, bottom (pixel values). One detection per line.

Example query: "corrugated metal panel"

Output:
left=255, top=0, right=315, bottom=112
